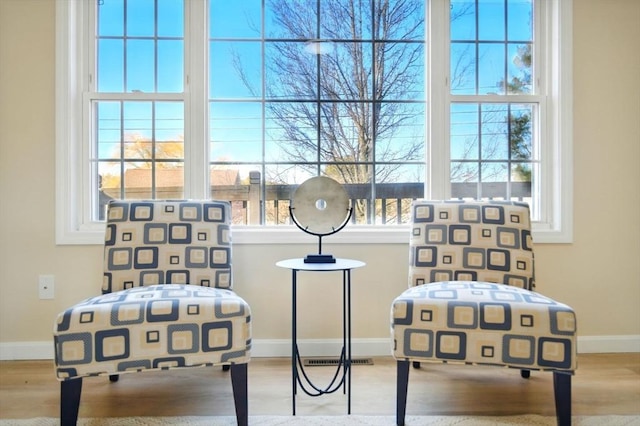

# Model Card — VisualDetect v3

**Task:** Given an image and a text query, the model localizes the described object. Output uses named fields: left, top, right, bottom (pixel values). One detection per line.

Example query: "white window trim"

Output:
left=56, top=0, right=98, bottom=244
left=55, top=0, right=572, bottom=246
left=541, top=0, right=574, bottom=244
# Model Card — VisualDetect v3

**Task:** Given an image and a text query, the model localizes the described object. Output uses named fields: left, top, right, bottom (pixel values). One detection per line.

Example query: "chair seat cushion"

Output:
left=54, top=284, right=251, bottom=380
left=391, top=281, right=576, bottom=372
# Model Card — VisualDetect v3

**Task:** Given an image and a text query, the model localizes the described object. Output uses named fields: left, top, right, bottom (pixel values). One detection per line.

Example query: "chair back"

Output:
left=409, top=200, right=534, bottom=290
left=103, top=200, right=232, bottom=293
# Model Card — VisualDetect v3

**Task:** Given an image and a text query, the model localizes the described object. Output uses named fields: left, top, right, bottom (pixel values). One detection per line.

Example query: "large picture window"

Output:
left=56, top=0, right=573, bottom=244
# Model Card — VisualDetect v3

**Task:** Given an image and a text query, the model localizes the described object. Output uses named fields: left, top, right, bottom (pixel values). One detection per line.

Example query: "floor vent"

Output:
left=302, top=358, right=374, bottom=367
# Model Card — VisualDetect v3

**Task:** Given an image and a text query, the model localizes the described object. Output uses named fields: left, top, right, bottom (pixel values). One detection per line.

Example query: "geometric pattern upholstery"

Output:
left=391, top=200, right=577, bottom=426
left=409, top=200, right=535, bottom=289
left=392, top=281, right=576, bottom=371
left=54, top=200, right=251, bottom=379
left=53, top=200, right=251, bottom=425
left=102, top=200, right=234, bottom=293
left=54, top=284, right=251, bottom=379
left=392, top=200, right=576, bottom=370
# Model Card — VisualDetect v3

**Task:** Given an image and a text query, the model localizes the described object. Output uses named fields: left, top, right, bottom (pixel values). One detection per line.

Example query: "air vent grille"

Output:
left=302, top=358, right=374, bottom=367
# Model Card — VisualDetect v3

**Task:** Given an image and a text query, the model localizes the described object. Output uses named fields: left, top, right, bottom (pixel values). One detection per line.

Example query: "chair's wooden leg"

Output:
left=397, top=360, right=410, bottom=426
left=553, top=371, right=572, bottom=426
left=60, top=378, right=82, bottom=426
left=230, top=363, right=248, bottom=426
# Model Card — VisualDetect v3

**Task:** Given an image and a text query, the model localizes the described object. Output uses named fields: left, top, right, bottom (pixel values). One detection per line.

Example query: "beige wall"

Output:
left=1, top=0, right=639, bottom=356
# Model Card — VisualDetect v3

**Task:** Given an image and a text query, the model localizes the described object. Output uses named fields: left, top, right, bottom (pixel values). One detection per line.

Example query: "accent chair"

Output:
left=53, top=200, right=251, bottom=425
left=391, top=200, right=577, bottom=426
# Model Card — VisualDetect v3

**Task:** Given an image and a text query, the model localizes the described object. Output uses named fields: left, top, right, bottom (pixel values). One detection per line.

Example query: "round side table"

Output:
left=276, top=258, right=366, bottom=415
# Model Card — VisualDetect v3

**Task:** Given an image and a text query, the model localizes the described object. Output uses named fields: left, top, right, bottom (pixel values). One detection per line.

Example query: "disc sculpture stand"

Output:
left=289, top=176, right=352, bottom=263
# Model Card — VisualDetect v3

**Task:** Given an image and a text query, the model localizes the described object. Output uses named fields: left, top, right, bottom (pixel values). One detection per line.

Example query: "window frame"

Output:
left=56, top=0, right=573, bottom=245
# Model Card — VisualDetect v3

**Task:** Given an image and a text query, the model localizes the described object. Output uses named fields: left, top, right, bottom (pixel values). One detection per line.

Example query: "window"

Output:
left=93, top=0, right=186, bottom=219
left=448, top=1, right=539, bottom=211
left=56, top=0, right=572, bottom=245
left=209, top=1, right=425, bottom=226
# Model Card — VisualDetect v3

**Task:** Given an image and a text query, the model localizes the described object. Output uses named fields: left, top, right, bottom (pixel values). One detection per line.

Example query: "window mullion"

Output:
left=184, top=0, right=209, bottom=199
left=82, top=1, right=99, bottom=229
left=427, top=0, right=451, bottom=200
left=450, top=94, right=545, bottom=103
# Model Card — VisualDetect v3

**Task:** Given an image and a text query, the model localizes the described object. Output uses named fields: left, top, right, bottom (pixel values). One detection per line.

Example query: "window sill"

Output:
left=56, top=223, right=571, bottom=246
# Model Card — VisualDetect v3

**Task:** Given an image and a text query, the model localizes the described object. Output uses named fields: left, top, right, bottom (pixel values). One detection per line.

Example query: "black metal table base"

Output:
left=291, top=268, right=352, bottom=415
left=294, top=346, right=349, bottom=396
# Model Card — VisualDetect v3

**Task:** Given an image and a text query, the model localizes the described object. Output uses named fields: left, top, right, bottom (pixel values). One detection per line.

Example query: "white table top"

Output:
left=276, top=258, right=366, bottom=271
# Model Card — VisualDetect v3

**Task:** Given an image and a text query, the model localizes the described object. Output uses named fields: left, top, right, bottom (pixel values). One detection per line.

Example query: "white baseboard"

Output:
left=2, top=335, right=638, bottom=361
left=0, top=341, right=55, bottom=361
left=576, top=335, right=640, bottom=353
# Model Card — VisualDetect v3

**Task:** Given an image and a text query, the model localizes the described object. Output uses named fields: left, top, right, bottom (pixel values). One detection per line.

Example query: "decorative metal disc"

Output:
left=291, top=176, right=350, bottom=235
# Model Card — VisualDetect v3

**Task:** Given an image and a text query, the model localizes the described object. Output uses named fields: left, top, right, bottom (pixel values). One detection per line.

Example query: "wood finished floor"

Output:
left=1, top=354, right=639, bottom=419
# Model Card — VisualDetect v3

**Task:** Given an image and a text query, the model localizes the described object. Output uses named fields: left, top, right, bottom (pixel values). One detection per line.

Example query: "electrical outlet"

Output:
left=39, top=275, right=55, bottom=299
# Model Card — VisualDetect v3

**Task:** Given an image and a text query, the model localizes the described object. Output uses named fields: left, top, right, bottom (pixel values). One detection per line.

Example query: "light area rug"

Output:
left=1, top=416, right=639, bottom=426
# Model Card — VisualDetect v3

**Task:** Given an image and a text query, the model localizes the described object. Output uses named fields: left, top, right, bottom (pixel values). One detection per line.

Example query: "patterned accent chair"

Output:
left=53, top=200, right=251, bottom=426
left=391, top=200, right=577, bottom=426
